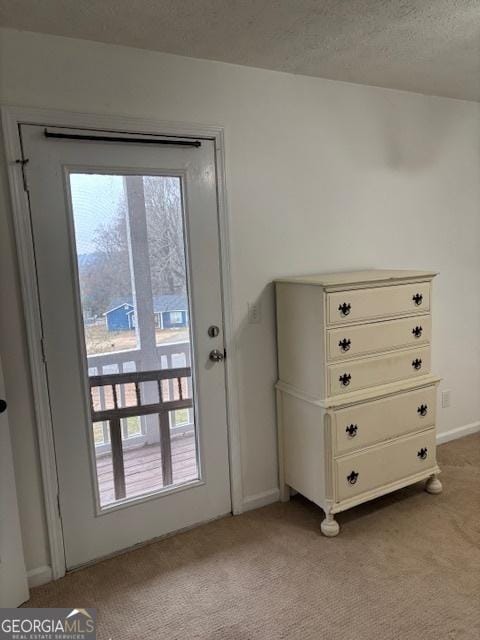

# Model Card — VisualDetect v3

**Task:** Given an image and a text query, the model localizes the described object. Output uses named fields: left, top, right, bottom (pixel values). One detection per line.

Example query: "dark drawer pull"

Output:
left=338, top=338, right=351, bottom=352
left=412, top=293, right=423, bottom=306
left=412, top=326, right=423, bottom=338
left=412, top=358, right=422, bottom=370
left=417, top=447, right=428, bottom=460
left=345, top=424, right=358, bottom=437
left=0, top=399, right=6, bottom=414
left=347, top=471, right=359, bottom=485
left=338, top=302, right=351, bottom=316
left=417, top=404, right=428, bottom=417
left=339, top=373, right=351, bottom=387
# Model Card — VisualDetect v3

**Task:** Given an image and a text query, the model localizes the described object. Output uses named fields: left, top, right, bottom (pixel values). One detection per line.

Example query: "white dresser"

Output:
left=275, top=270, right=442, bottom=536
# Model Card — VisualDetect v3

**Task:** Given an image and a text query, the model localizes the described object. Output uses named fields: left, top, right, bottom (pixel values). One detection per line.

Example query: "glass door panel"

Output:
left=70, top=173, right=198, bottom=509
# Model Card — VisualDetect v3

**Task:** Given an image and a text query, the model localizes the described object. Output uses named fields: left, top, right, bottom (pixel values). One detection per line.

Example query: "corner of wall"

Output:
left=27, top=565, right=52, bottom=588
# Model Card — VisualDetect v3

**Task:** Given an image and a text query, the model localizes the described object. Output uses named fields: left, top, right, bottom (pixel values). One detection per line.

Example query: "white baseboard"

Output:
left=27, top=565, right=52, bottom=588
left=436, top=421, right=480, bottom=445
left=241, top=488, right=280, bottom=512
left=239, top=425, right=479, bottom=514
left=23, top=426, right=477, bottom=590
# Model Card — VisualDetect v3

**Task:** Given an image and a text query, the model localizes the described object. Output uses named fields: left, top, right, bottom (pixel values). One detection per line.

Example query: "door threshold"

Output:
left=66, top=510, right=233, bottom=574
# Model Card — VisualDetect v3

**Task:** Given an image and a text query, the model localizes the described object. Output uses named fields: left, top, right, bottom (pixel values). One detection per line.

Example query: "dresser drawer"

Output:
left=328, top=346, right=430, bottom=396
left=335, top=429, right=437, bottom=502
left=327, top=315, right=431, bottom=362
left=332, top=385, right=437, bottom=454
left=327, top=282, right=430, bottom=325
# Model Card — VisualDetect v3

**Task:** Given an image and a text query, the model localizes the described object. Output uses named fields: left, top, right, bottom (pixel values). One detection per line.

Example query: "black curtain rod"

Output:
left=44, top=128, right=201, bottom=147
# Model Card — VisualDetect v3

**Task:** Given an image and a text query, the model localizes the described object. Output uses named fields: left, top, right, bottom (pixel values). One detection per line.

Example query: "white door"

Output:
left=0, top=354, right=29, bottom=606
left=21, top=125, right=231, bottom=569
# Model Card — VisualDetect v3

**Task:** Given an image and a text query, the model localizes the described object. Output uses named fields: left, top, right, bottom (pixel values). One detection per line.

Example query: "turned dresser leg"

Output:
left=425, top=474, right=443, bottom=495
left=321, top=513, right=340, bottom=537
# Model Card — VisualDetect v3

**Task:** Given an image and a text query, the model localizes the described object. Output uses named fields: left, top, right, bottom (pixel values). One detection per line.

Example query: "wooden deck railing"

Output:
left=88, top=341, right=192, bottom=447
left=89, top=366, right=193, bottom=501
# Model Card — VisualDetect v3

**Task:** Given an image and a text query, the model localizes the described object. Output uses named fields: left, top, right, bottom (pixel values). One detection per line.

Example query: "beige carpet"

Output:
left=25, top=434, right=480, bottom=640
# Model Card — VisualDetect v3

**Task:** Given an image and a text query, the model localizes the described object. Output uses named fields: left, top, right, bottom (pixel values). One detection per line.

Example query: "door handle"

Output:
left=209, top=349, right=225, bottom=363
left=0, top=399, right=7, bottom=414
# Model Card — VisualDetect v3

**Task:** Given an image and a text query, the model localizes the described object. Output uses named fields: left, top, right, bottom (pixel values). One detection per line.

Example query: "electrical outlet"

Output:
left=248, top=301, right=261, bottom=324
left=441, top=389, right=451, bottom=409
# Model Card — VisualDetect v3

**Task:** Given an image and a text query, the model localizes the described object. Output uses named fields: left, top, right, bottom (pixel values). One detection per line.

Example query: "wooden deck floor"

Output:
left=95, top=432, right=198, bottom=506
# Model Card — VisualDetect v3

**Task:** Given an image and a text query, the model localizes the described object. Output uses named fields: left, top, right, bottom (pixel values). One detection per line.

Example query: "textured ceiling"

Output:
left=0, top=0, right=479, bottom=101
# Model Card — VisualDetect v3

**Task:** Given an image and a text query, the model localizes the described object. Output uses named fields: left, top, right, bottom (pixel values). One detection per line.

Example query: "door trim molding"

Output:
left=1, top=105, right=243, bottom=580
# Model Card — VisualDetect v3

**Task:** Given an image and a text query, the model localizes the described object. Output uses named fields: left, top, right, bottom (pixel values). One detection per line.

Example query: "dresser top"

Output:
left=275, top=269, right=437, bottom=288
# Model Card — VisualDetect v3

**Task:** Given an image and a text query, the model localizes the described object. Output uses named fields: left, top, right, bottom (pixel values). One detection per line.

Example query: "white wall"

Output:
left=1, top=28, right=479, bottom=576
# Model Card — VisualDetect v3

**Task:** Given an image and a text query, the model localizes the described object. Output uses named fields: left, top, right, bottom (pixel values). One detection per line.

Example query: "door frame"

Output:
left=1, top=105, right=243, bottom=580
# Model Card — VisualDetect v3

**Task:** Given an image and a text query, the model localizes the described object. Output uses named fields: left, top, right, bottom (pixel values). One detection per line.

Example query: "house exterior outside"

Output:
left=104, top=295, right=188, bottom=331
left=104, top=303, right=134, bottom=331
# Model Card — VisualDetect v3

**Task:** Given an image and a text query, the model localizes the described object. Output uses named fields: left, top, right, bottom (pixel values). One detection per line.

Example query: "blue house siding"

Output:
left=105, top=304, right=134, bottom=331
left=104, top=296, right=188, bottom=332
left=161, top=310, right=188, bottom=329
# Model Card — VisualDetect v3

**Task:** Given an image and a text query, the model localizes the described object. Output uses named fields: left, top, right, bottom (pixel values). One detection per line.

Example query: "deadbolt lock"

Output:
left=208, top=325, right=220, bottom=338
